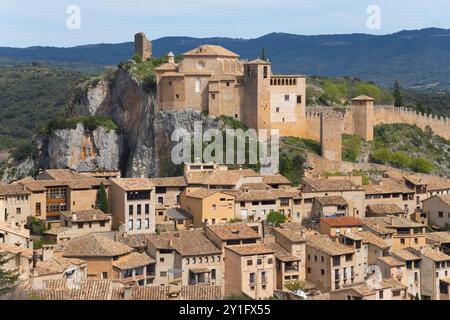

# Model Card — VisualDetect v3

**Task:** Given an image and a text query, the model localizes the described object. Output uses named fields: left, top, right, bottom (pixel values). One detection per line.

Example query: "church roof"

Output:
left=183, top=45, right=240, bottom=58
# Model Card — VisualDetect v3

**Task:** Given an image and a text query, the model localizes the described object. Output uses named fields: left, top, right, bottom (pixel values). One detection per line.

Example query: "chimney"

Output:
left=123, top=286, right=132, bottom=300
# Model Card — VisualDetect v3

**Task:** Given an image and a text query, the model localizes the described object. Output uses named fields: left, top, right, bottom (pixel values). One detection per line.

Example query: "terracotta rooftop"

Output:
left=185, top=168, right=259, bottom=186
left=417, top=247, right=450, bottom=262
left=273, top=227, right=307, bottom=243
left=63, top=234, right=133, bottom=258
left=426, top=232, right=450, bottom=244
left=185, top=189, right=235, bottom=199
left=320, top=217, right=363, bottom=228
left=33, top=280, right=119, bottom=300
left=183, top=45, right=240, bottom=58
left=206, top=224, right=260, bottom=241
left=352, top=231, right=389, bottom=249
left=33, top=256, right=86, bottom=277
left=363, top=216, right=425, bottom=232
left=367, top=204, right=404, bottom=215
left=306, top=235, right=355, bottom=256
left=377, top=256, right=405, bottom=267
left=388, top=171, right=450, bottom=191
left=0, top=243, right=33, bottom=259
left=266, top=242, right=300, bottom=262
left=37, top=169, right=86, bottom=180
left=261, top=175, right=292, bottom=185
left=110, top=178, right=154, bottom=191
left=0, top=184, right=30, bottom=196
left=302, top=177, right=362, bottom=192
left=114, top=285, right=223, bottom=300
left=118, top=234, right=148, bottom=249
left=315, top=196, right=347, bottom=206
left=112, top=252, right=155, bottom=270
left=226, top=244, right=275, bottom=256
left=60, top=209, right=111, bottom=222
left=146, top=229, right=221, bottom=257
left=148, top=176, right=187, bottom=187
left=235, top=189, right=276, bottom=202
left=362, top=178, right=412, bottom=194
left=391, top=248, right=421, bottom=261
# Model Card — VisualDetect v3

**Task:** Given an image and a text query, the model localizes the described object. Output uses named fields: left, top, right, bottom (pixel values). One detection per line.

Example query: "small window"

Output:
left=176, top=94, right=180, bottom=99
left=297, top=95, right=302, bottom=104
left=439, top=212, right=444, bottom=218
left=247, top=260, right=253, bottom=266
left=257, top=259, right=262, bottom=265
left=284, top=94, right=289, bottom=101
left=211, top=93, right=216, bottom=100
left=276, top=107, right=280, bottom=113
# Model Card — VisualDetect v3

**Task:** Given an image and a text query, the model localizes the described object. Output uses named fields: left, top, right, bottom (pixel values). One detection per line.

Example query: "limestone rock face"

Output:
left=41, top=123, right=121, bottom=172
left=40, top=66, right=223, bottom=178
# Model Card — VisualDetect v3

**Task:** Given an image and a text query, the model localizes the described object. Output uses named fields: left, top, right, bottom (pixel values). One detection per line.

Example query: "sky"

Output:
left=1, top=0, right=450, bottom=47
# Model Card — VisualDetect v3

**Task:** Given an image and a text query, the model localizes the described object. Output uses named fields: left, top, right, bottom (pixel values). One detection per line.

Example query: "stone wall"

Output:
left=320, top=111, right=345, bottom=162
left=373, top=106, right=450, bottom=140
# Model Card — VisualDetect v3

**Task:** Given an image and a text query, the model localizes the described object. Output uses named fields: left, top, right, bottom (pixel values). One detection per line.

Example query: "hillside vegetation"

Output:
left=0, top=64, right=84, bottom=152
left=342, top=124, right=450, bottom=177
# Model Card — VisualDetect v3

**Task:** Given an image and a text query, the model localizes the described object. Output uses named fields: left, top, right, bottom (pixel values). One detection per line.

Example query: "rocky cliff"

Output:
left=38, top=63, right=221, bottom=178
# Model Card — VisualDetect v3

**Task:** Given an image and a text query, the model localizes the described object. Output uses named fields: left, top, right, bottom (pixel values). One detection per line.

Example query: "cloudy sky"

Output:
left=1, top=0, right=449, bottom=47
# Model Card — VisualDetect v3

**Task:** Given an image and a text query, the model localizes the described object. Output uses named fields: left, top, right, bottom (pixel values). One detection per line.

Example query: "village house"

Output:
left=146, top=229, right=223, bottom=287
left=0, top=184, right=31, bottom=227
left=319, top=217, right=363, bottom=238
left=311, top=196, right=348, bottom=218
left=271, top=226, right=309, bottom=281
left=265, top=241, right=302, bottom=290
left=0, top=243, right=34, bottom=284
left=45, top=209, right=112, bottom=242
left=29, top=256, right=87, bottom=290
left=426, top=232, right=450, bottom=255
left=149, top=177, right=187, bottom=226
left=109, top=178, right=155, bottom=234
left=410, top=246, right=450, bottom=300
left=181, top=189, right=236, bottom=228
left=391, top=248, right=422, bottom=298
left=363, top=178, right=415, bottom=216
left=0, top=221, right=32, bottom=247
left=59, top=233, right=155, bottom=285
left=330, top=277, right=408, bottom=300
left=18, top=177, right=109, bottom=223
left=300, top=177, right=365, bottom=220
left=351, top=230, right=390, bottom=266
left=305, top=235, right=359, bottom=292
left=362, top=216, right=426, bottom=250
left=422, top=195, right=450, bottom=229
left=224, top=244, right=276, bottom=300
left=205, top=224, right=261, bottom=253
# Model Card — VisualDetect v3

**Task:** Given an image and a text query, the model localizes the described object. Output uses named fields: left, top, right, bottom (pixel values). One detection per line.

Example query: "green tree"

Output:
left=393, top=80, right=403, bottom=107
left=96, top=182, right=109, bottom=213
left=410, top=157, right=433, bottom=174
left=267, top=211, right=287, bottom=226
left=284, top=280, right=307, bottom=292
left=0, top=252, right=19, bottom=297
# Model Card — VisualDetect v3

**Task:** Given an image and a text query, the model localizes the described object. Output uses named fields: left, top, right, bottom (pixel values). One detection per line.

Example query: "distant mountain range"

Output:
left=2, top=28, right=450, bottom=89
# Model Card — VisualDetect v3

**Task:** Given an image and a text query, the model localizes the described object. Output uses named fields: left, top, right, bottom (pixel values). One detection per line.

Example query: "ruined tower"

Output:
left=242, top=59, right=272, bottom=131
left=351, top=95, right=374, bottom=141
left=134, top=32, right=152, bottom=61
left=320, top=111, right=345, bottom=162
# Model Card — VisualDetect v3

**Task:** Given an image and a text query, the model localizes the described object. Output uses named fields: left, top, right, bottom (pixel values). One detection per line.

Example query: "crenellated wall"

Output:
left=373, top=106, right=450, bottom=140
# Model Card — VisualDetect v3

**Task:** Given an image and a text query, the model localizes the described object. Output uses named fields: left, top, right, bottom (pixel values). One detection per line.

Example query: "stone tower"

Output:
left=242, top=59, right=272, bottom=131
left=351, top=95, right=374, bottom=141
left=320, top=111, right=345, bottom=162
left=134, top=32, right=152, bottom=61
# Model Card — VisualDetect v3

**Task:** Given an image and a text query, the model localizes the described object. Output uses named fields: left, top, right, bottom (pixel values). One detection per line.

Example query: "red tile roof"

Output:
left=320, top=217, right=363, bottom=227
